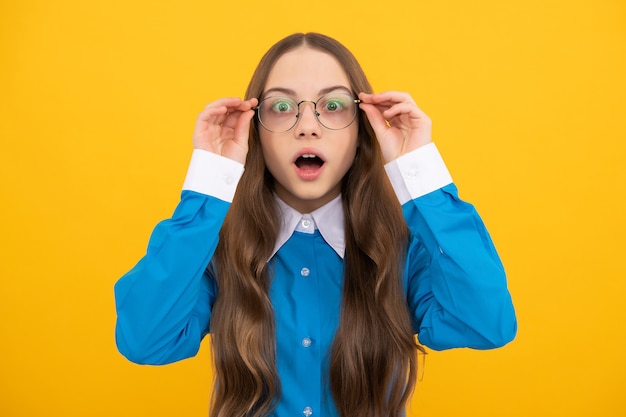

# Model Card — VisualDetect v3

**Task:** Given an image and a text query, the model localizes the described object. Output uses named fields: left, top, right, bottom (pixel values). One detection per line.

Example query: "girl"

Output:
left=114, top=32, right=516, bottom=417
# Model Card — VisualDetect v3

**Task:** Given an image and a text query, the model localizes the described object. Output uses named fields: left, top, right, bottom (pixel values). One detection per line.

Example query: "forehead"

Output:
left=264, top=47, right=351, bottom=96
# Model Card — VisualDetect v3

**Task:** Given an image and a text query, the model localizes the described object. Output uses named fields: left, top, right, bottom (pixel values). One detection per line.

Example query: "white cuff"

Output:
left=182, top=149, right=244, bottom=203
left=384, top=143, right=453, bottom=205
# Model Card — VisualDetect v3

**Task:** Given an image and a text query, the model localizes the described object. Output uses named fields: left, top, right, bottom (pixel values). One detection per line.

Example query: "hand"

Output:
left=358, top=91, right=432, bottom=162
left=192, top=97, right=259, bottom=164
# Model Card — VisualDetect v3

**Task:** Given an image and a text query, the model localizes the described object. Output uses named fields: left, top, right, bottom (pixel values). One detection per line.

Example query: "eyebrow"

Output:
left=262, top=85, right=353, bottom=99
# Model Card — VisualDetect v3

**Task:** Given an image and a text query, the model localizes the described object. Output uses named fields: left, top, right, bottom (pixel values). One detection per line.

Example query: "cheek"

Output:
left=339, top=132, right=360, bottom=171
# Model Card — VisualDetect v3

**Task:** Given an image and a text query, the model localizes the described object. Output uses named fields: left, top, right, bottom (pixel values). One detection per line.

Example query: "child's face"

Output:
left=259, top=46, right=359, bottom=213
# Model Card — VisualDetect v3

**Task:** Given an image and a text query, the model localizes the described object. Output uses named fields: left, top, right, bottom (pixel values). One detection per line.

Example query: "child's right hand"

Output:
left=192, top=97, right=258, bottom=165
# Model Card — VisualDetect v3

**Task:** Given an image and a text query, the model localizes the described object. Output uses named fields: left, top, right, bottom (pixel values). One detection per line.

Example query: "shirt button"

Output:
left=303, top=406, right=313, bottom=417
left=301, top=219, right=311, bottom=228
left=301, top=337, right=312, bottom=348
left=300, top=267, right=310, bottom=277
left=223, top=175, right=234, bottom=185
left=407, top=169, right=418, bottom=178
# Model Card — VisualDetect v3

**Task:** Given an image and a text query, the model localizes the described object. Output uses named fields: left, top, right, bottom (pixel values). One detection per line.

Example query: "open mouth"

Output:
left=295, top=153, right=325, bottom=171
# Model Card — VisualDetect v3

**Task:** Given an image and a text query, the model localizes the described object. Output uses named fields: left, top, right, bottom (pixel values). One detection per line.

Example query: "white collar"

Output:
left=272, top=194, right=345, bottom=259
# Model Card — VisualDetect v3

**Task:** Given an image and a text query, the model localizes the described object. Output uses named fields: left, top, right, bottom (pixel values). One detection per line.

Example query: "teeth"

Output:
left=301, top=154, right=316, bottom=158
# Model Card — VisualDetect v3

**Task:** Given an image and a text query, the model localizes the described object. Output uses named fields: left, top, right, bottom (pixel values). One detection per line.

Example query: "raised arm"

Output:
left=114, top=98, right=257, bottom=364
left=362, top=91, right=516, bottom=350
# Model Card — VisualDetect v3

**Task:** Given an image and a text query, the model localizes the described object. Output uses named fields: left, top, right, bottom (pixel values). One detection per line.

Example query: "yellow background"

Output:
left=1, top=0, right=624, bottom=415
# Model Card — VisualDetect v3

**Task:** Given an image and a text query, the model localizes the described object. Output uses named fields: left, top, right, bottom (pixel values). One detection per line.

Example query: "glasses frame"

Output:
left=253, top=93, right=361, bottom=133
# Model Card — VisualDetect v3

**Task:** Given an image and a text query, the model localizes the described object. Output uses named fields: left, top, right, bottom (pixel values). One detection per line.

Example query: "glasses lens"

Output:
left=257, top=92, right=358, bottom=132
left=258, top=96, right=298, bottom=132
left=317, top=93, right=357, bottom=130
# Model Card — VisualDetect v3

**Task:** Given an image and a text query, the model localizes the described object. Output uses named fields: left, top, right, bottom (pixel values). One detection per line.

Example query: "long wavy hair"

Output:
left=209, top=32, right=423, bottom=417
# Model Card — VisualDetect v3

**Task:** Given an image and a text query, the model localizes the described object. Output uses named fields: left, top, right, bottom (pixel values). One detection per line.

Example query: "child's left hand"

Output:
left=358, top=91, right=432, bottom=163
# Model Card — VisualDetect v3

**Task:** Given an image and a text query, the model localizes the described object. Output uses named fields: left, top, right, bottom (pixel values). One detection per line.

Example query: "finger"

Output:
left=198, top=98, right=246, bottom=121
left=382, top=102, right=425, bottom=122
left=196, top=105, right=231, bottom=129
left=221, top=98, right=258, bottom=126
left=358, top=92, right=375, bottom=104
left=358, top=92, right=406, bottom=117
left=361, top=92, right=422, bottom=121
left=234, top=97, right=259, bottom=111
left=224, top=97, right=259, bottom=114
left=232, top=109, right=256, bottom=145
left=194, top=107, right=225, bottom=136
left=359, top=102, right=390, bottom=133
left=209, top=97, right=245, bottom=109
left=363, top=91, right=415, bottom=104
left=196, top=98, right=251, bottom=131
left=198, top=104, right=226, bottom=120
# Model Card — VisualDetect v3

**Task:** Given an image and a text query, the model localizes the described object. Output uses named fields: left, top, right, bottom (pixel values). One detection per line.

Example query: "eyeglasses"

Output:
left=254, top=92, right=360, bottom=133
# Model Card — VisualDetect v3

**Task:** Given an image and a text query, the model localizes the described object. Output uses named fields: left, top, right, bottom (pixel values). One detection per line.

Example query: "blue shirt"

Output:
left=114, top=143, right=517, bottom=417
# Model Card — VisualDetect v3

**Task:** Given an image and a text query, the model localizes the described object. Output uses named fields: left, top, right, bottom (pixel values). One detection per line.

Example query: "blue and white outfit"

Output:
left=114, top=143, right=516, bottom=417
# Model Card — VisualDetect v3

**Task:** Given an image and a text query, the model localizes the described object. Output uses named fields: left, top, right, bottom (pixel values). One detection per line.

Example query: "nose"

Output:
left=294, top=101, right=321, bottom=138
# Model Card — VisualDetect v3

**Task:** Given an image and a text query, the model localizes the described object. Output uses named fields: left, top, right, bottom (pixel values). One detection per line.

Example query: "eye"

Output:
left=320, top=95, right=348, bottom=112
left=269, top=98, right=296, bottom=113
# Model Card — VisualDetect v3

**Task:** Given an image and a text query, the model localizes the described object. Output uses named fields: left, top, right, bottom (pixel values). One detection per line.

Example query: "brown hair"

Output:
left=210, top=32, right=423, bottom=417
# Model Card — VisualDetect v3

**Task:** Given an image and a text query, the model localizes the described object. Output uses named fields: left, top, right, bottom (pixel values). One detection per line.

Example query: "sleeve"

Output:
left=385, top=143, right=517, bottom=351
left=113, top=150, right=244, bottom=365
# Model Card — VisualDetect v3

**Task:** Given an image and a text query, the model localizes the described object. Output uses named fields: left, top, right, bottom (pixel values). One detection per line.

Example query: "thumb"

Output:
left=233, top=109, right=256, bottom=148
left=359, top=103, right=388, bottom=137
